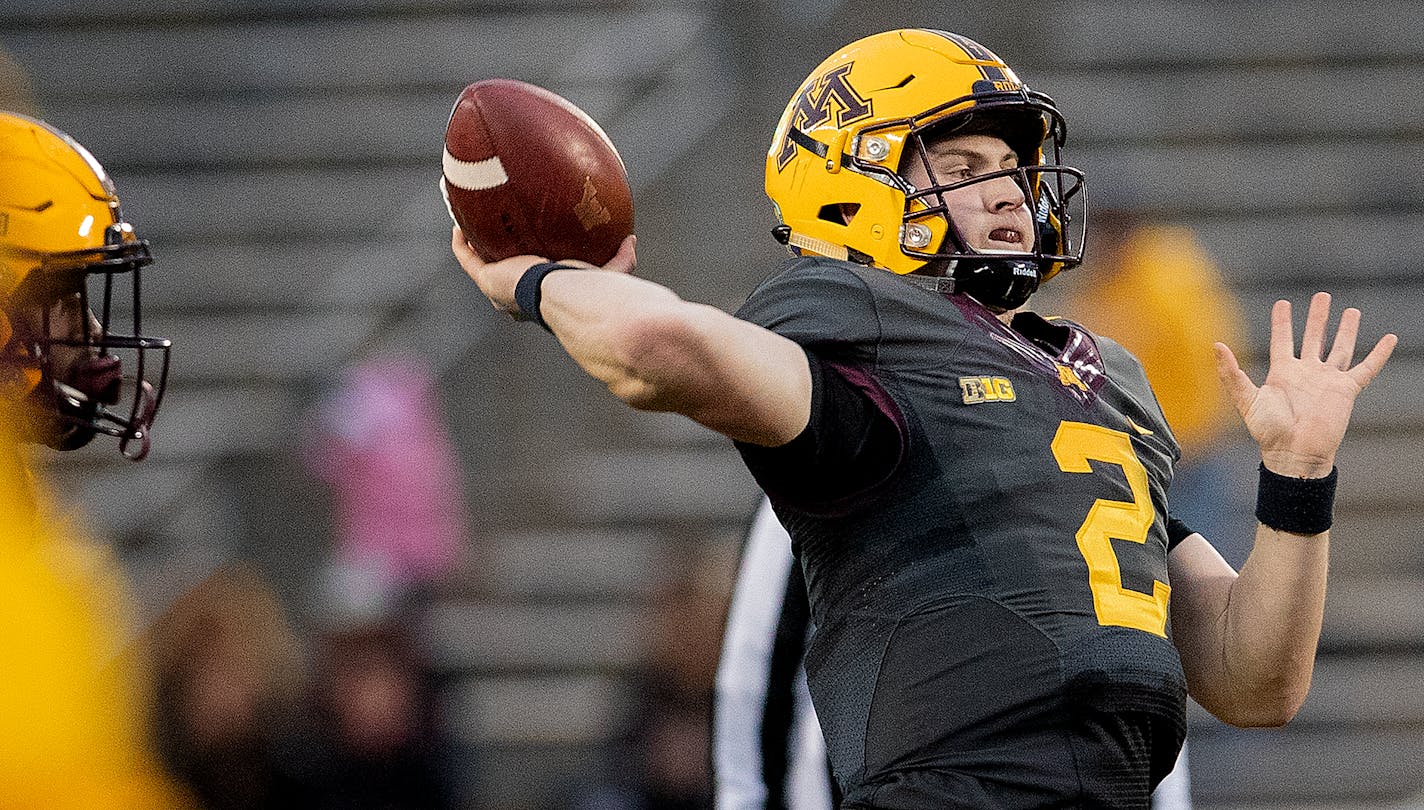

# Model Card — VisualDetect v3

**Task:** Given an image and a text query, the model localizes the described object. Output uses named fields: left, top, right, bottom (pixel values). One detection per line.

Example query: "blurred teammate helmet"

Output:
left=0, top=111, right=169, bottom=459
left=765, top=29, right=1086, bottom=309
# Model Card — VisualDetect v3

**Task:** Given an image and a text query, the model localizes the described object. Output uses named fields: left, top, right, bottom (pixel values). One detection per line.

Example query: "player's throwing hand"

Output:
left=451, top=225, right=636, bottom=318
left=1214, top=291, right=1397, bottom=478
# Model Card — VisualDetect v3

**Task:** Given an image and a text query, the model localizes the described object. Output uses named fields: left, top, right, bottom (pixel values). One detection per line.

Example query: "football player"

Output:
left=0, top=110, right=186, bottom=807
left=1, top=110, right=170, bottom=462
left=452, top=29, right=1395, bottom=808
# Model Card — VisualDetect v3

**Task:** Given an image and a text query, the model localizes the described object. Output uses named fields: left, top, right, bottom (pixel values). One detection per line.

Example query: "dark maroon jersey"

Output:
left=734, top=257, right=1187, bottom=809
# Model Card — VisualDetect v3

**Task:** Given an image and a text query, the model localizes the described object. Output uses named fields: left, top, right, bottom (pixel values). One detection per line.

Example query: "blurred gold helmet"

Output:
left=765, top=29, right=1086, bottom=308
left=0, top=111, right=169, bottom=459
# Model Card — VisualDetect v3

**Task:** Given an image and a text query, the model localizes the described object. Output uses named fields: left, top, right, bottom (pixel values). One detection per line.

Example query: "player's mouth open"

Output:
left=988, top=227, right=1023, bottom=245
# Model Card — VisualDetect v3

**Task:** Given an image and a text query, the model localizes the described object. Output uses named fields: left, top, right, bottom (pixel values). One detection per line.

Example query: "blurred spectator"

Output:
left=575, top=548, right=734, bottom=810
left=608, top=673, right=714, bottom=810
left=306, top=356, right=471, bottom=596
left=146, top=565, right=313, bottom=810
left=645, top=548, right=736, bottom=702
left=1063, top=212, right=1244, bottom=456
left=1059, top=211, right=1256, bottom=564
left=303, top=354, right=472, bottom=807
left=147, top=520, right=462, bottom=809
left=303, top=616, right=458, bottom=809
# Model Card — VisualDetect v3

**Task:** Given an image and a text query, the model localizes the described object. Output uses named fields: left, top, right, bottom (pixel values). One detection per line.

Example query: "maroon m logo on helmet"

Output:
left=776, top=64, right=873, bottom=170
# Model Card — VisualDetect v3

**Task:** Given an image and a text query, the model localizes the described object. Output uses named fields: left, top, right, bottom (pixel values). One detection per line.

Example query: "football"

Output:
left=441, top=79, right=634, bottom=266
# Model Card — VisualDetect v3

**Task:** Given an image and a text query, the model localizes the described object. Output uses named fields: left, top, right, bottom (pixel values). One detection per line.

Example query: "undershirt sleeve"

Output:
left=735, top=350, right=905, bottom=511
left=1166, top=515, right=1198, bottom=552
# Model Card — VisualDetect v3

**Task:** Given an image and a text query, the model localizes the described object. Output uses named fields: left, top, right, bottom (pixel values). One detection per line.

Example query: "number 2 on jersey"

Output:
left=1051, top=421, right=1170, bottom=638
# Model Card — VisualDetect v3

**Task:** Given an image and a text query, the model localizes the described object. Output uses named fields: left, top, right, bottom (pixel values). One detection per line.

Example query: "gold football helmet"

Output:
left=0, top=111, right=169, bottom=459
left=765, top=29, right=1086, bottom=309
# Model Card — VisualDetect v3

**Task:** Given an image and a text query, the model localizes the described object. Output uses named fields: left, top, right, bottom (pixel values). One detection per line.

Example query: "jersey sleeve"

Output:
left=735, top=351, right=905, bottom=512
left=1165, top=515, right=1198, bottom=551
left=734, top=259, right=903, bottom=511
left=735, top=258, right=883, bottom=362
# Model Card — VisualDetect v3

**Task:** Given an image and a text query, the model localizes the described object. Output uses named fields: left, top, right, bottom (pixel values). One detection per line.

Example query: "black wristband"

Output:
left=513, top=262, right=576, bottom=332
left=1255, top=463, right=1337, bottom=535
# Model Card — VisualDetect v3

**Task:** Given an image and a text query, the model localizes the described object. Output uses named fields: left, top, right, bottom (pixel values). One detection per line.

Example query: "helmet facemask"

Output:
left=6, top=223, right=169, bottom=460
left=892, top=104, right=1086, bottom=311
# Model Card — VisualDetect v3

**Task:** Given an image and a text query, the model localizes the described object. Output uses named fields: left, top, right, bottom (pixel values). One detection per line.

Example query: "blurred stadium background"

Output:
left=4, top=0, right=1424, bottom=807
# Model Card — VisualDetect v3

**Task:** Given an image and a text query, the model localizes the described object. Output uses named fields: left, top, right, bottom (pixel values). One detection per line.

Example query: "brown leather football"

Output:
left=441, top=79, right=633, bottom=265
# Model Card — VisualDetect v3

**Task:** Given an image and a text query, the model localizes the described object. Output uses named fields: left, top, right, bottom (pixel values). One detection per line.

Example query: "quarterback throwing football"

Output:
left=453, top=30, right=1395, bottom=808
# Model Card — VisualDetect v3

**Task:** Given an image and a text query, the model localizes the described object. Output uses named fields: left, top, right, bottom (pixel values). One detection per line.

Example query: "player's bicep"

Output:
left=1167, top=533, right=1239, bottom=701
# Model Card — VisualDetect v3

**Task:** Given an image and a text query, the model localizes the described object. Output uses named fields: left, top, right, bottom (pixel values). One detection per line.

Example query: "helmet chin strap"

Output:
left=24, top=383, right=99, bottom=451
left=26, top=354, right=154, bottom=456
left=947, top=256, right=1041, bottom=311
left=899, top=256, right=1041, bottom=311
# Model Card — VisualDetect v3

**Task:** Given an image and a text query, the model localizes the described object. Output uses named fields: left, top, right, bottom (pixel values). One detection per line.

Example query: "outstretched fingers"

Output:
left=1299, top=291, right=1332, bottom=361
left=1214, top=342, right=1258, bottom=416
left=1269, top=299, right=1295, bottom=366
left=1348, top=332, right=1399, bottom=389
left=1326, top=307, right=1361, bottom=370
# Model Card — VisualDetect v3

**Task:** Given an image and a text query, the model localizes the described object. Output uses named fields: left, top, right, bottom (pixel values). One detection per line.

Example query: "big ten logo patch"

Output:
left=959, top=376, right=1016, bottom=404
left=776, top=63, right=873, bottom=170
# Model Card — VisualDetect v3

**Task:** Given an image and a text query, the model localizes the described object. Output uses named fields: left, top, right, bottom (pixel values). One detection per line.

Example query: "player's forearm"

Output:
left=537, top=268, right=686, bottom=390
left=1198, top=292, right=1392, bottom=723
left=1213, top=524, right=1330, bottom=725
left=538, top=271, right=811, bottom=445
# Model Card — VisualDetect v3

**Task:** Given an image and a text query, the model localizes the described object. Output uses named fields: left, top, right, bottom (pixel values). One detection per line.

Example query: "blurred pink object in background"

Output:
left=307, top=356, right=469, bottom=597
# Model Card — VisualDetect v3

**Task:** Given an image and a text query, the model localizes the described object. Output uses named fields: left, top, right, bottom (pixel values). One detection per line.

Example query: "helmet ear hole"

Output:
left=817, top=203, right=859, bottom=225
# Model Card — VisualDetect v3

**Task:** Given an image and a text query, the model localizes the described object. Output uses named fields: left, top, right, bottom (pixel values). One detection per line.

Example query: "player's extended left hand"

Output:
left=451, top=226, right=638, bottom=318
left=1215, top=291, right=1397, bottom=478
